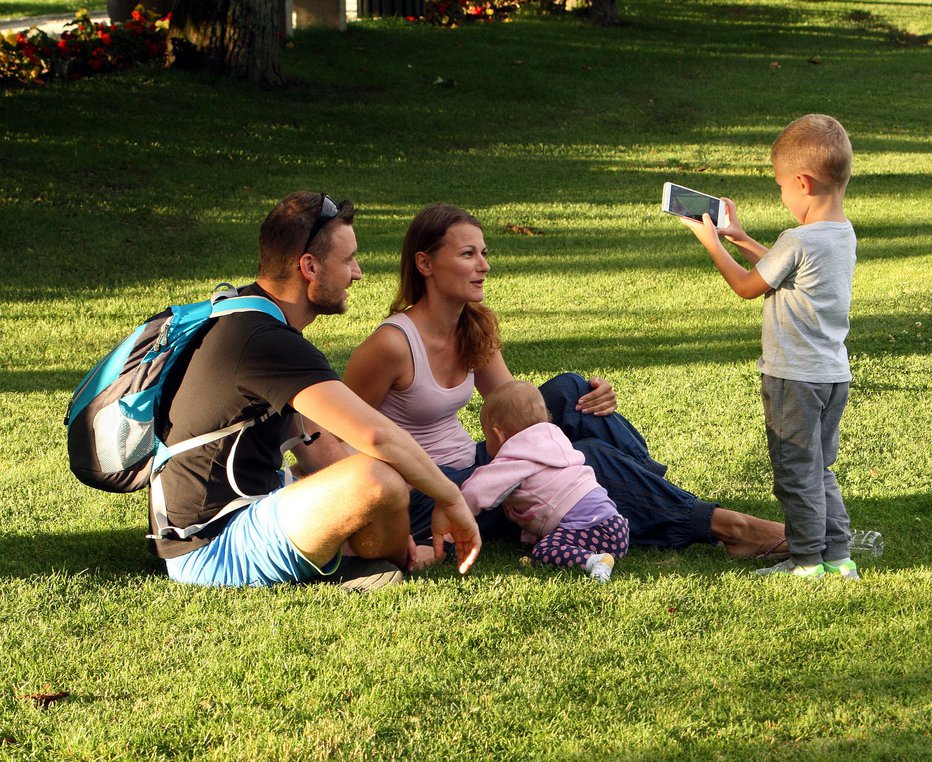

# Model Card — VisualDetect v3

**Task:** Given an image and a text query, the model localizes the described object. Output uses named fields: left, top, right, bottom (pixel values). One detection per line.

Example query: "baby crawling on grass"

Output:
left=460, top=380, right=629, bottom=582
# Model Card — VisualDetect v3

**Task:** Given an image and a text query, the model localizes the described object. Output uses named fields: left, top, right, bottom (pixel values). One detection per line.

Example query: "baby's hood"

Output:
left=496, top=422, right=584, bottom=468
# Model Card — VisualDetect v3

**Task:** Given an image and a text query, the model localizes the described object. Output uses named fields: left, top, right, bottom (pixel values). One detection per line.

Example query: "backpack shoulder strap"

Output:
left=210, top=283, right=288, bottom=324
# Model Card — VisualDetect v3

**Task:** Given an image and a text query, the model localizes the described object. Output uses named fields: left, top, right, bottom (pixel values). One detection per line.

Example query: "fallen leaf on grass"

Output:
left=18, top=691, right=69, bottom=709
left=505, top=223, right=544, bottom=236
left=770, top=61, right=781, bottom=69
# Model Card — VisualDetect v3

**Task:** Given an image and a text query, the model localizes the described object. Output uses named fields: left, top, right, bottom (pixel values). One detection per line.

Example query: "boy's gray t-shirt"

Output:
left=754, top=220, right=856, bottom=383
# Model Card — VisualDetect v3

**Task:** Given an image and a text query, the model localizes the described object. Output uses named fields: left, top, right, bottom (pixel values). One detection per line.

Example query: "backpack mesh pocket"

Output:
left=93, top=401, right=155, bottom=473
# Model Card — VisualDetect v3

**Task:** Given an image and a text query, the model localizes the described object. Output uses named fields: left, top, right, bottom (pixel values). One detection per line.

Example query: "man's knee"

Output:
left=362, top=458, right=410, bottom=515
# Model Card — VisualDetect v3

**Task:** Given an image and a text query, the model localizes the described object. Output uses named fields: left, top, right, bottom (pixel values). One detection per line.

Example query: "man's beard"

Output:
left=309, top=294, right=347, bottom=316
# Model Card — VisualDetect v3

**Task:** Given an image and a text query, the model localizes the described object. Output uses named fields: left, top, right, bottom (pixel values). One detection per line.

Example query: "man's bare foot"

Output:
left=711, top=508, right=787, bottom=559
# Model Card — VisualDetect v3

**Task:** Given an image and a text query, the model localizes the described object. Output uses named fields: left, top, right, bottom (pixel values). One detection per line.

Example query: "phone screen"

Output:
left=667, top=185, right=722, bottom=225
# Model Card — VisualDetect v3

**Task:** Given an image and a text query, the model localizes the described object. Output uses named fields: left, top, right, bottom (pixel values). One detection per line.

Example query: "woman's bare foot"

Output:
left=711, top=508, right=787, bottom=559
left=408, top=543, right=445, bottom=572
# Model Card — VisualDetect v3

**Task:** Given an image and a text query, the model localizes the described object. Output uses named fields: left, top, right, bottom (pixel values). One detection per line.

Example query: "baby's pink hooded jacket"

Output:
left=460, top=422, right=602, bottom=544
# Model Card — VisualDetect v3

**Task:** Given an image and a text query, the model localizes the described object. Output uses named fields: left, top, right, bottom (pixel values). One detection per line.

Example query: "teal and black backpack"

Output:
left=64, top=284, right=307, bottom=540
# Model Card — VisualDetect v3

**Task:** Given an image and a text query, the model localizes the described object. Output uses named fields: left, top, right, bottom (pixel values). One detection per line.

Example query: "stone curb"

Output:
left=1, top=11, right=110, bottom=37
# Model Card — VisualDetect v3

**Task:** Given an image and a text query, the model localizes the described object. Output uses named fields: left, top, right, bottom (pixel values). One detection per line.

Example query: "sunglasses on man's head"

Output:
left=303, top=194, right=339, bottom=253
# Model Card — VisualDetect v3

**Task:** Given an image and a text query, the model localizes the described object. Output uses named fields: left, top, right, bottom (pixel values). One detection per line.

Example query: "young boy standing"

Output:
left=681, top=114, right=859, bottom=579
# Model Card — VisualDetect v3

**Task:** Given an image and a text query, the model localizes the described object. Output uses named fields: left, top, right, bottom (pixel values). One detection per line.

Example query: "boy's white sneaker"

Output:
left=585, top=553, right=614, bottom=583
left=823, top=557, right=860, bottom=580
left=755, top=559, right=825, bottom=578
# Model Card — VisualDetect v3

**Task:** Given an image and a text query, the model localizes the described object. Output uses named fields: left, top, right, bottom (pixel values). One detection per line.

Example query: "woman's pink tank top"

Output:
left=377, top=312, right=477, bottom=469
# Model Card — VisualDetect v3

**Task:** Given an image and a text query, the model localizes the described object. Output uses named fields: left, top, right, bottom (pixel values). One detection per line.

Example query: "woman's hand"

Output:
left=575, top=376, right=617, bottom=416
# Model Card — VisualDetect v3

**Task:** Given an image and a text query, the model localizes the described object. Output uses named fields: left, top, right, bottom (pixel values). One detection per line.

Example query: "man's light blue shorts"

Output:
left=164, top=488, right=341, bottom=587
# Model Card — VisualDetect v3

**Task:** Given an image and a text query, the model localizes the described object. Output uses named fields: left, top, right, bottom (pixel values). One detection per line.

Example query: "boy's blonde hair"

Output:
left=482, top=381, right=550, bottom=435
left=770, top=114, right=853, bottom=190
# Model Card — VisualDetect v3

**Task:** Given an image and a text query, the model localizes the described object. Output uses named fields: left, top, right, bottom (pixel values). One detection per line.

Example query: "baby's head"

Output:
left=770, top=114, right=853, bottom=192
left=480, top=381, right=550, bottom=457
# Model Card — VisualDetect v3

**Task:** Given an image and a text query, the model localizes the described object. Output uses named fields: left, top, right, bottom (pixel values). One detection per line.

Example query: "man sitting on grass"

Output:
left=151, top=191, right=481, bottom=590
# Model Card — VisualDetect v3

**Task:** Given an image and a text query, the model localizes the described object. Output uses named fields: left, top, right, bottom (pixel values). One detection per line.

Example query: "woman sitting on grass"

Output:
left=344, top=203, right=787, bottom=561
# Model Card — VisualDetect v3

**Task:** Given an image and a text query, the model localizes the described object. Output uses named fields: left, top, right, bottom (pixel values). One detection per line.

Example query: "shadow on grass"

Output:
left=0, top=178, right=928, bottom=303
left=0, top=526, right=163, bottom=579
left=3, top=305, right=925, bottom=396
left=498, top=308, right=928, bottom=376
left=0, top=4, right=929, bottom=296
left=622, top=728, right=932, bottom=762
left=0, top=487, right=925, bottom=582
left=475, top=490, right=929, bottom=578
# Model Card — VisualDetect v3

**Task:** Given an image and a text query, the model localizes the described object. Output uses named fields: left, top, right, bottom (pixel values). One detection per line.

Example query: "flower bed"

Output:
left=1, top=6, right=170, bottom=86
left=413, top=0, right=520, bottom=27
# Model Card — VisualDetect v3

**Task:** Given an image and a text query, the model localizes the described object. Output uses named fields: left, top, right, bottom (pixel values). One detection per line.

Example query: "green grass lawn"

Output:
left=1, top=0, right=930, bottom=758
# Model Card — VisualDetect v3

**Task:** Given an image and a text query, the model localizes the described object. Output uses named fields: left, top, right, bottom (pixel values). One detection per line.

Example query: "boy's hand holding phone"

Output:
left=661, top=182, right=727, bottom=227
left=679, top=208, right=728, bottom=256
left=718, top=198, right=748, bottom=244
left=678, top=196, right=761, bottom=260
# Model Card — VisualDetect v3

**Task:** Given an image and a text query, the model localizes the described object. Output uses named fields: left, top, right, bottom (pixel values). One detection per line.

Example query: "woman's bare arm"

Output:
left=343, top=325, right=412, bottom=409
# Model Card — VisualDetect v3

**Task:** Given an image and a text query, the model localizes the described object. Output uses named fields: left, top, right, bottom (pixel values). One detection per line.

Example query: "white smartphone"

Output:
left=661, top=182, right=727, bottom=228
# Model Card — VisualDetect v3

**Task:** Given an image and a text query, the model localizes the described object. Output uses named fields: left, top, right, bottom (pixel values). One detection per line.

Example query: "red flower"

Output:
left=5, top=7, right=171, bottom=86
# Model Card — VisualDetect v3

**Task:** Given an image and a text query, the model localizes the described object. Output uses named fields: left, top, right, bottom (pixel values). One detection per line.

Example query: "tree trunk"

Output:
left=589, top=0, right=619, bottom=26
left=168, top=0, right=285, bottom=87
